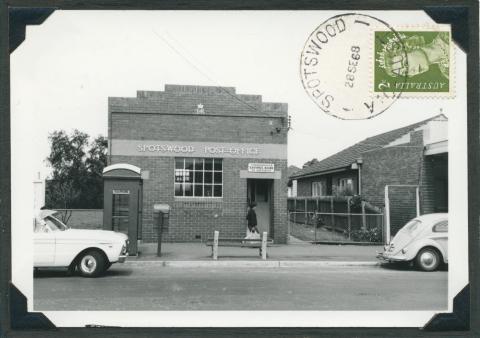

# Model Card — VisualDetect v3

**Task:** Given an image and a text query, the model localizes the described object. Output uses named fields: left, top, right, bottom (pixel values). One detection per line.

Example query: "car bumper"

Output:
left=376, top=252, right=408, bottom=262
left=118, top=254, right=128, bottom=263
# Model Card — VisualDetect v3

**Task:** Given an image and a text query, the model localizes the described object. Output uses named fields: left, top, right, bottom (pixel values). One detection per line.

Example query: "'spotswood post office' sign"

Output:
left=248, top=163, right=275, bottom=173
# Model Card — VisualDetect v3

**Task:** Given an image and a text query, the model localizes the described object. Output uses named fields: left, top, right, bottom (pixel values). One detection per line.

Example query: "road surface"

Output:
left=34, top=263, right=447, bottom=311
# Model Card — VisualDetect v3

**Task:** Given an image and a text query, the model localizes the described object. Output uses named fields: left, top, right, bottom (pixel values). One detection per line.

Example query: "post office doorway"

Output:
left=247, top=179, right=273, bottom=238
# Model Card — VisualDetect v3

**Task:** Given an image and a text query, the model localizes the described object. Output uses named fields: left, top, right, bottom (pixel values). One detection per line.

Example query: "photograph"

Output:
left=6, top=8, right=471, bottom=329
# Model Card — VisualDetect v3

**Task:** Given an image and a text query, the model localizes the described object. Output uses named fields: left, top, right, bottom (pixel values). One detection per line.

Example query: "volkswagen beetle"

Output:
left=34, top=210, right=129, bottom=277
left=377, top=213, right=448, bottom=271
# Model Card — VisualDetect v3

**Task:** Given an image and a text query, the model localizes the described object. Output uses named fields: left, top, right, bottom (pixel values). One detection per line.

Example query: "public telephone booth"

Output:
left=103, top=163, right=143, bottom=255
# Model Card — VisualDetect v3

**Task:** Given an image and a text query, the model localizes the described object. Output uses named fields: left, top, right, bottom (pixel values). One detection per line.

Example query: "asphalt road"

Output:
left=34, top=263, right=447, bottom=311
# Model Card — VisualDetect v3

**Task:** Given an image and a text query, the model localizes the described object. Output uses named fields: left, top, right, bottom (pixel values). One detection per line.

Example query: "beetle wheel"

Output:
left=415, top=247, right=441, bottom=272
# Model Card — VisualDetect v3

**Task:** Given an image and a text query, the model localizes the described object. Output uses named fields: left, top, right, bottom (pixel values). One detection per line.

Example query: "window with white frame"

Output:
left=312, top=181, right=326, bottom=197
left=174, top=158, right=223, bottom=197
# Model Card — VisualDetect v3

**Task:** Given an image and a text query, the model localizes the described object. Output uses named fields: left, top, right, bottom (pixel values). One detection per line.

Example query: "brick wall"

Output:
left=361, top=130, right=424, bottom=235
left=54, top=209, right=103, bottom=230
left=111, top=156, right=288, bottom=243
left=108, top=85, right=288, bottom=243
left=110, top=114, right=286, bottom=145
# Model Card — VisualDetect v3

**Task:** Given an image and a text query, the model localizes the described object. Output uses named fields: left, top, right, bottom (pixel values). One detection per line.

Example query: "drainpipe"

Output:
left=358, top=164, right=362, bottom=195
left=355, top=158, right=363, bottom=195
left=384, top=185, right=390, bottom=244
left=416, top=187, right=420, bottom=217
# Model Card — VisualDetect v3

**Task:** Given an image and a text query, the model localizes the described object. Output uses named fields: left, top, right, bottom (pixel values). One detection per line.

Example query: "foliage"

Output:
left=45, top=130, right=108, bottom=212
left=350, top=227, right=383, bottom=243
left=349, top=195, right=363, bottom=212
left=302, top=158, right=319, bottom=168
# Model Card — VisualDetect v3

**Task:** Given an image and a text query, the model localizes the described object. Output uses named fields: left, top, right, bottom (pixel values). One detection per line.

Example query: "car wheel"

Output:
left=77, top=251, right=106, bottom=277
left=415, top=247, right=441, bottom=271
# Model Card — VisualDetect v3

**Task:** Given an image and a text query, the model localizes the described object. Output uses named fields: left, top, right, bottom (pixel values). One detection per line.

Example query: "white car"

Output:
left=34, top=210, right=129, bottom=277
left=378, top=213, right=448, bottom=271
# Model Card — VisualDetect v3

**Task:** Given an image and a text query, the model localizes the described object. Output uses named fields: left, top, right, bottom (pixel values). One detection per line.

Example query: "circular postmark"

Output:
left=300, top=13, right=408, bottom=120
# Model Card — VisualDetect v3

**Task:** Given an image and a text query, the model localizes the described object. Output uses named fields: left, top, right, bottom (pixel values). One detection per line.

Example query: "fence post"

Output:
left=287, top=211, right=290, bottom=243
left=261, top=232, right=267, bottom=260
left=347, top=196, right=351, bottom=240
left=381, top=209, right=385, bottom=245
left=415, top=186, right=420, bottom=217
left=315, top=198, right=319, bottom=241
left=213, top=230, right=219, bottom=260
left=293, top=199, right=297, bottom=224
left=384, top=186, right=391, bottom=244
left=330, top=196, right=334, bottom=227
left=304, top=199, right=308, bottom=225
left=361, top=201, right=367, bottom=230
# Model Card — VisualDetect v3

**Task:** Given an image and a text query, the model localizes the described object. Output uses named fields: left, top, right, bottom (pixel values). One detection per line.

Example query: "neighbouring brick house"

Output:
left=104, top=84, right=289, bottom=249
left=290, top=114, right=448, bottom=235
left=287, top=165, right=300, bottom=197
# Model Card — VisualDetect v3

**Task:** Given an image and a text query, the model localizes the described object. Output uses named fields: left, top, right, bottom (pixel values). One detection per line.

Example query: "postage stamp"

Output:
left=374, top=28, right=453, bottom=95
left=300, top=15, right=454, bottom=120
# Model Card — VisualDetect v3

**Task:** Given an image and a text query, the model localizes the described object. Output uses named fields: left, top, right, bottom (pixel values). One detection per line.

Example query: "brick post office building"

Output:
left=103, top=85, right=289, bottom=252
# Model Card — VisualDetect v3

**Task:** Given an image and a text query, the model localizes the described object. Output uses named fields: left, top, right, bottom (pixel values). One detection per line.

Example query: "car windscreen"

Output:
left=45, top=216, right=68, bottom=231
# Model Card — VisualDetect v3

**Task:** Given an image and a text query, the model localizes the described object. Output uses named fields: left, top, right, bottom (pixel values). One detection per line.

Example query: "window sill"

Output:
left=174, top=197, right=223, bottom=202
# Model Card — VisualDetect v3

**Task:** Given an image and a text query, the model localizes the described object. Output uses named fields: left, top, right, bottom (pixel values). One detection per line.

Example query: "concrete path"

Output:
left=137, top=242, right=383, bottom=262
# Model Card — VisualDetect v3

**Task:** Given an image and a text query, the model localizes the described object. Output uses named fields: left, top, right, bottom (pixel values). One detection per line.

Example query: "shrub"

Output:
left=350, top=227, right=382, bottom=242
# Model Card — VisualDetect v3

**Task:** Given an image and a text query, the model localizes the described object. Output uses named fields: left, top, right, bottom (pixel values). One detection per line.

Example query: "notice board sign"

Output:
left=248, top=163, right=275, bottom=173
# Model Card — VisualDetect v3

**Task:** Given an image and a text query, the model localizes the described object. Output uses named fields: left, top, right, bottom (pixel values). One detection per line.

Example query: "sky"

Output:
left=10, top=10, right=461, bottom=179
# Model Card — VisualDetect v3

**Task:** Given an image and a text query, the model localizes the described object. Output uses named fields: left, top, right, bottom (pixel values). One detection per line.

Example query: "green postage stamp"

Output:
left=374, top=27, right=453, bottom=96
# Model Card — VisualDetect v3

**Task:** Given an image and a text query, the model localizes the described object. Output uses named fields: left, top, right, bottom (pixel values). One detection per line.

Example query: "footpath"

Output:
left=129, top=239, right=384, bottom=267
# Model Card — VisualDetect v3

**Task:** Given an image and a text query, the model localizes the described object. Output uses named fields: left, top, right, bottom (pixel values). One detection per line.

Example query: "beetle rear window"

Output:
left=433, top=220, right=448, bottom=232
left=404, top=220, right=421, bottom=233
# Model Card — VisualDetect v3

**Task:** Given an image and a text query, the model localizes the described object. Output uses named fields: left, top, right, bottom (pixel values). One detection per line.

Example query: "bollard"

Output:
left=261, top=232, right=267, bottom=260
left=213, top=230, right=219, bottom=260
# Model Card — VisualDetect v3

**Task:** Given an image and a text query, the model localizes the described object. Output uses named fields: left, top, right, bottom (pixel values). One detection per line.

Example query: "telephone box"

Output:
left=103, top=163, right=143, bottom=255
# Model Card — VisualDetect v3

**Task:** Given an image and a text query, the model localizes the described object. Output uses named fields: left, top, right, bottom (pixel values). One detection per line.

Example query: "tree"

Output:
left=84, top=135, right=108, bottom=209
left=45, top=130, right=108, bottom=219
left=302, top=158, right=319, bottom=168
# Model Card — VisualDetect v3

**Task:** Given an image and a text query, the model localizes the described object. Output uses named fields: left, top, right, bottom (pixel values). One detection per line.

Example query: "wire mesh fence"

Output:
left=288, top=210, right=385, bottom=244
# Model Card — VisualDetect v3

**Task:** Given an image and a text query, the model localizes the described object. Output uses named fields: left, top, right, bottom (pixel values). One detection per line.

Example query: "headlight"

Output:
left=121, top=242, right=128, bottom=254
left=401, top=248, right=407, bottom=254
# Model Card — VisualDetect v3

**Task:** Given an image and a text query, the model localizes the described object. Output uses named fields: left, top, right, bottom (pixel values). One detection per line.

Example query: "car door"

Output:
left=33, top=220, right=56, bottom=266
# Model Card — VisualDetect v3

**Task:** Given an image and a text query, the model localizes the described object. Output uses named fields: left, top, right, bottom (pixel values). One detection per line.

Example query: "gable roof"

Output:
left=291, top=114, right=447, bottom=179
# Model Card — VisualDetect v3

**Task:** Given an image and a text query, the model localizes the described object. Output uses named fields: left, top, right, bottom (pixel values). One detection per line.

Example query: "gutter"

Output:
left=290, top=166, right=351, bottom=180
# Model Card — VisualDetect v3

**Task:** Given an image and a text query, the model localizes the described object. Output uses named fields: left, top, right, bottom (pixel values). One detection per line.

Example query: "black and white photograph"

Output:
left=5, top=7, right=473, bottom=330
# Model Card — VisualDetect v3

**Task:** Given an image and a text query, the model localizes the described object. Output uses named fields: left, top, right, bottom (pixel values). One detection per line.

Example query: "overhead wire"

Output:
left=152, top=29, right=261, bottom=113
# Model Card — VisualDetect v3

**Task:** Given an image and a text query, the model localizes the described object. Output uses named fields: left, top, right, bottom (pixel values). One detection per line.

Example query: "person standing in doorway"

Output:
left=246, top=202, right=260, bottom=236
